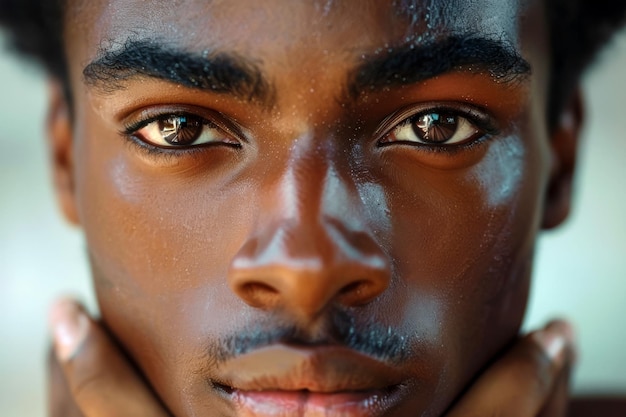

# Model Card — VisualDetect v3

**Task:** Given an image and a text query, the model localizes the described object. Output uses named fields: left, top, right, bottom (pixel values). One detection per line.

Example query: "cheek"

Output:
left=73, top=109, right=255, bottom=295
left=374, top=130, right=549, bottom=394
left=380, top=135, right=542, bottom=290
left=71, top=111, right=263, bottom=404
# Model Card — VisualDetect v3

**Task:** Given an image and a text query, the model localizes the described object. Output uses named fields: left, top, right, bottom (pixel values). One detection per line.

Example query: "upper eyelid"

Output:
left=120, top=117, right=243, bottom=156
left=120, top=107, right=248, bottom=142
left=374, top=103, right=496, bottom=140
left=119, top=103, right=496, bottom=147
left=122, top=113, right=192, bottom=135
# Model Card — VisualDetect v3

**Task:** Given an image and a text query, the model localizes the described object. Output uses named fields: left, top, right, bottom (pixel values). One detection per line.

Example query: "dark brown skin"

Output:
left=46, top=0, right=590, bottom=416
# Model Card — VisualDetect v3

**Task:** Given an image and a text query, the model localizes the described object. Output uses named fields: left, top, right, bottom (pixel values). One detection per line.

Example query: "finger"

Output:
left=538, top=325, right=576, bottom=417
left=537, top=358, right=572, bottom=417
left=48, top=298, right=171, bottom=417
left=48, top=346, right=85, bottom=417
left=446, top=320, right=576, bottom=417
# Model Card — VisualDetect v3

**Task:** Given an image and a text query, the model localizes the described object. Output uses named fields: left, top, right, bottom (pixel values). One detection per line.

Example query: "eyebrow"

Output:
left=347, top=35, right=531, bottom=98
left=83, top=35, right=530, bottom=105
left=83, top=39, right=273, bottom=104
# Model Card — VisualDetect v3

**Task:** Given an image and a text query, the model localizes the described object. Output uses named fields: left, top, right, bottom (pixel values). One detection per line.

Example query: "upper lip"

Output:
left=212, top=344, right=407, bottom=392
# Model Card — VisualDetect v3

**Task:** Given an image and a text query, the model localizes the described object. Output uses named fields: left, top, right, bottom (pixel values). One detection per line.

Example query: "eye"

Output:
left=129, top=114, right=240, bottom=148
left=380, top=111, right=483, bottom=146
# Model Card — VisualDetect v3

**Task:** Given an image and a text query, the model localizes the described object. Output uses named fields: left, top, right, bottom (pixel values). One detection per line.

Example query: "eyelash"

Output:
left=119, top=103, right=499, bottom=160
left=375, top=103, right=500, bottom=153
left=120, top=111, right=241, bottom=160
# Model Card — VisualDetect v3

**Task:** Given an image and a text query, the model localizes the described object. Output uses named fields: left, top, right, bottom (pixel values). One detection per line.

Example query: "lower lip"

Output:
left=231, top=385, right=406, bottom=417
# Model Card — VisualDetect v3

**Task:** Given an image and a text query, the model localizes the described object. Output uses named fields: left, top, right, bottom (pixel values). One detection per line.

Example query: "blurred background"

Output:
left=1, top=28, right=625, bottom=417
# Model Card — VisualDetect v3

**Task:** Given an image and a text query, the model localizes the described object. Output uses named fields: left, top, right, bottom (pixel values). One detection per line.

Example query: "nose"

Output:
left=227, top=153, right=391, bottom=320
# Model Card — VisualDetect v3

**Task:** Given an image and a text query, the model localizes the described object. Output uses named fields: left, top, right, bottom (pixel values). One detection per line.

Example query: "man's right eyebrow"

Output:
left=83, top=39, right=273, bottom=105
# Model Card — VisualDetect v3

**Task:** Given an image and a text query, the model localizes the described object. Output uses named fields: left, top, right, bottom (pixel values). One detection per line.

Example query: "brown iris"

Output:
left=413, top=113, right=459, bottom=143
left=158, top=116, right=203, bottom=145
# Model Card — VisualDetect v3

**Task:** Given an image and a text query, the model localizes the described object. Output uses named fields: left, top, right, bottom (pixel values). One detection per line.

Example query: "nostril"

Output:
left=339, top=280, right=378, bottom=306
left=239, top=281, right=280, bottom=309
left=243, top=281, right=280, bottom=294
left=340, top=281, right=363, bottom=295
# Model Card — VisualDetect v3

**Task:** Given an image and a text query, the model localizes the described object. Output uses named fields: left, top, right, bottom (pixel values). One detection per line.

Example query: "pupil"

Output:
left=159, top=116, right=202, bottom=145
left=414, top=113, right=458, bottom=143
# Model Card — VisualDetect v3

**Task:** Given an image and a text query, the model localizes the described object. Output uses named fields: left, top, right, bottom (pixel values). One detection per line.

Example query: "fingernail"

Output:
left=48, top=299, right=89, bottom=362
left=532, top=321, right=574, bottom=366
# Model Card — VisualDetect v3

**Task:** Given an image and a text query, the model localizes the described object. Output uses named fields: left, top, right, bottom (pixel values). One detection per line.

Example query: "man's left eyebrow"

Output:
left=82, top=39, right=273, bottom=104
left=347, top=35, right=531, bottom=98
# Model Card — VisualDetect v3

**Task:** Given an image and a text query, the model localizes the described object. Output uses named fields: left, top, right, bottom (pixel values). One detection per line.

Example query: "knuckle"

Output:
left=70, top=369, right=117, bottom=415
left=459, top=409, right=507, bottom=417
left=513, top=343, right=555, bottom=397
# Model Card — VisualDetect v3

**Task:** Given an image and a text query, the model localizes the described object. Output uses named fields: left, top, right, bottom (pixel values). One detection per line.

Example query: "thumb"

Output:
left=446, top=320, right=576, bottom=417
left=49, top=298, right=171, bottom=417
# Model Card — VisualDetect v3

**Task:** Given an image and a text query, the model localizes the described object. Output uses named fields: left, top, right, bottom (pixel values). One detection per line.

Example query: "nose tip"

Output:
left=227, top=221, right=391, bottom=318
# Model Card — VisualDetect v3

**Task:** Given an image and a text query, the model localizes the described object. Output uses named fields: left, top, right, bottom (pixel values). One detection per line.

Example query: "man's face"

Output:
left=59, top=0, right=557, bottom=415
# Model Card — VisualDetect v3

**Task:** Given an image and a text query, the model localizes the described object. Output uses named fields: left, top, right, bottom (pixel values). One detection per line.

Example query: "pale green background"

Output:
left=0, top=28, right=625, bottom=417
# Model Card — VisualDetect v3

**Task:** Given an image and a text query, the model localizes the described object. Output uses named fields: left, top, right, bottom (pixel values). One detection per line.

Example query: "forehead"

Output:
left=66, top=0, right=529, bottom=60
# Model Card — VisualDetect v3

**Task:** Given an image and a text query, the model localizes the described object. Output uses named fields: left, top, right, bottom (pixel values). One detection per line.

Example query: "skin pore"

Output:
left=49, top=0, right=579, bottom=416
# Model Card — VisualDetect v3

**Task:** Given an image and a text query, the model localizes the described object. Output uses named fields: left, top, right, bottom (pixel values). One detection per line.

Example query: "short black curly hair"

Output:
left=0, top=0, right=65, bottom=81
left=1, top=0, right=625, bottom=125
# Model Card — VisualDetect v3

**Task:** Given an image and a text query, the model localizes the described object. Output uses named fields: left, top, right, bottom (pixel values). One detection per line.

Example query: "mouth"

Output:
left=211, top=344, right=411, bottom=417
left=218, top=384, right=407, bottom=417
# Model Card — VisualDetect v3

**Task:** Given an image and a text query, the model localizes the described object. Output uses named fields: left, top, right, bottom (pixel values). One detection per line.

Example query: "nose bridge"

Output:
left=228, top=134, right=391, bottom=318
left=256, top=134, right=368, bottom=265
left=278, top=138, right=334, bottom=238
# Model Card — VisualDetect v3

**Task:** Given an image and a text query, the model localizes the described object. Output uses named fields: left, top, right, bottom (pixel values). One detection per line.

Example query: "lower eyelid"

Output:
left=122, top=131, right=242, bottom=163
left=130, top=115, right=237, bottom=146
left=122, top=108, right=237, bottom=136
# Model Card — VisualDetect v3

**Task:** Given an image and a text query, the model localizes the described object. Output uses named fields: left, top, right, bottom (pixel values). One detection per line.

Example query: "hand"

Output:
left=445, top=320, right=576, bottom=417
left=48, top=299, right=172, bottom=417
left=48, top=298, right=575, bottom=417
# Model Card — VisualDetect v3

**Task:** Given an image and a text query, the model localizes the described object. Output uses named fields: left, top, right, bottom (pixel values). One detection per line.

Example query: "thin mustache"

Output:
left=207, top=311, right=411, bottom=365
